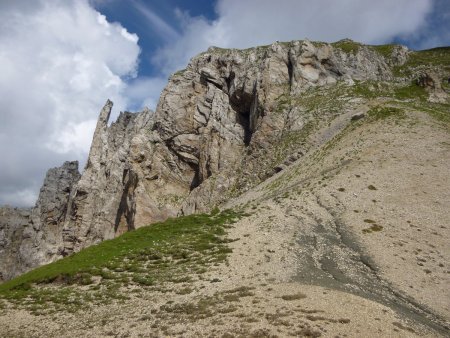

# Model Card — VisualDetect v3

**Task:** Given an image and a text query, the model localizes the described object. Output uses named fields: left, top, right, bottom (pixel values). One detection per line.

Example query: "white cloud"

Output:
left=0, top=0, right=141, bottom=206
left=1, top=189, right=38, bottom=209
left=124, top=77, right=168, bottom=111
left=47, top=119, right=98, bottom=156
left=153, top=0, right=434, bottom=74
left=131, top=0, right=180, bottom=42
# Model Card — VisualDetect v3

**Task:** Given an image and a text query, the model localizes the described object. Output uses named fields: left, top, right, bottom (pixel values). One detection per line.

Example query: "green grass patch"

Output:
left=332, top=40, right=361, bottom=54
left=394, top=47, right=450, bottom=76
left=352, top=81, right=380, bottom=99
left=350, top=80, right=427, bottom=102
left=371, top=44, right=396, bottom=58
left=362, top=224, right=384, bottom=234
left=393, top=82, right=427, bottom=101
left=367, top=106, right=405, bottom=121
left=0, top=210, right=245, bottom=312
left=420, top=104, right=450, bottom=126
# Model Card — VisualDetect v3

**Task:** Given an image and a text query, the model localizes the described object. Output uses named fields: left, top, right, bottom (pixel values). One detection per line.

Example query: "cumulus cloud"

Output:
left=399, top=0, right=450, bottom=49
left=0, top=0, right=141, bottom=206
left=124, top=77, right=168, bottom=111
left=153, top=0, right=434, bottom=73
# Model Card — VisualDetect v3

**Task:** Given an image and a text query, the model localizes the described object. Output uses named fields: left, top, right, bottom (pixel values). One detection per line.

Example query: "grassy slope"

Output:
left=0, top=210, right=245, bottom=313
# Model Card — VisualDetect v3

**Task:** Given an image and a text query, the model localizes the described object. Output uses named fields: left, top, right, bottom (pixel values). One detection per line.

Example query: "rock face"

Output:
left=61, top=102, right=159, bottom=254
left=0, top=161, right=80, bottom=280
left=0, top=207, right=30, bottom=281
left=0, top=39, right=419, bottom=280
left=156, top=40, right=393, bottom=211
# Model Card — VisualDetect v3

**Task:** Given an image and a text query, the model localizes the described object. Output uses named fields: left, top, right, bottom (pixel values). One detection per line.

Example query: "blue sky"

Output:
left=93, top=0, right=217, bottom=77
left=0, top=0, right=448, bottom=207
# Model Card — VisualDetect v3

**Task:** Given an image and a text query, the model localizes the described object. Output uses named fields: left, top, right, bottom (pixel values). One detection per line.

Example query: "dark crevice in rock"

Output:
left=230, top=83, right=260, bottom=146
left=249, top=83, right=262, bottom=133
left=114, top=169, right=138, bottom=235
left=200, top=71, right=223, bottom=90
left=237, top=111, right=252, bottom=146
left=230, top=89, right=253, bottom=113
left=321, top=58, right=342, bottom=77
left=189, top=165, right=201, bottom=191
left=287, top=55, right=294, bottom=91
left=225, top=71, right=235, bottom=94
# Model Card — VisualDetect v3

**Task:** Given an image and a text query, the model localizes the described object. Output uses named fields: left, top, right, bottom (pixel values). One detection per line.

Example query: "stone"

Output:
left=351, top=112, right=366, bottom=121
left=390, top=45, right=409, bottom=66
left=417, top=72, right=449, bottom=103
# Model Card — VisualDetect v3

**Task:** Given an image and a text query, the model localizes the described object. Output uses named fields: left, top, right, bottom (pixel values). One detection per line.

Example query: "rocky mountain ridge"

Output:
left=0, top=39, right=448, bottom=282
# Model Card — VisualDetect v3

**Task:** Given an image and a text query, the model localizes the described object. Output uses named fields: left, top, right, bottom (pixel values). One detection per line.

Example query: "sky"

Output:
left=0, top=0, right=448, bottom=207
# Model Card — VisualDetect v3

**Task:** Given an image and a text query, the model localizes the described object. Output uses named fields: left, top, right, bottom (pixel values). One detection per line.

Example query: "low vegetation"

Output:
left=371, top=44, right=396, bottom=58
left=332, top=40, right=361, bottom=54
left=394, top=47, right=450, bottom=76
left=0, top=210, right=246, bottom=314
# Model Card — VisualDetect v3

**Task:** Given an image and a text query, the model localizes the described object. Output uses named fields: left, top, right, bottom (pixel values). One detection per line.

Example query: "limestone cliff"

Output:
left=1, top=39, right=448, bottom=280
left=0, top=161, right=80, bottom=281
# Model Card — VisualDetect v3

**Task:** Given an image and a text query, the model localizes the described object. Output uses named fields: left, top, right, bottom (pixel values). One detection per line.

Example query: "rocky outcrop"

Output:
left=0, top=207, right=30, bottom=281
left=417, top=71, right=449, bottom=103
left=159, top=39, right=394, bottom=213
left=389, top=45, right=409, bottom=66
left=61, top=101, right=189, bottom=254
left=62, top=102, right=153, bottom=254
left=1, top=39, right=416, bottom=280
left=0, top=161, right=80, bottom=280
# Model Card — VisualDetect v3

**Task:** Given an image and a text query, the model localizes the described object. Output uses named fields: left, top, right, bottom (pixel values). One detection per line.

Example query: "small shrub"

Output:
left=281, top=293, right=307, bottom=301
left=371, top=44, right=395, bottom=58
left=332, top=40, right=360, bottom=54
left=132, top=275, right=154, bottom=286
left=176, top=287, right=193, bottom=295
left=362, top=224, right=384, bottom=233
left=367, top=107, right=405, bottom=120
